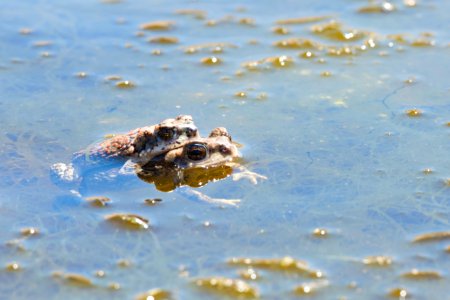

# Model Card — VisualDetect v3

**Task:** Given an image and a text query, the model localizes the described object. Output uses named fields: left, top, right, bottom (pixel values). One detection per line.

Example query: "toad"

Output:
left=51, top=115, right=199, bottom=184
left=138, top=127, right=267, bottom=205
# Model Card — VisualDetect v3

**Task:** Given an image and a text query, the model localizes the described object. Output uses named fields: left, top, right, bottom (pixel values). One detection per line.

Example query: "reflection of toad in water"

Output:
left=137, top=127, right=266, bottom=205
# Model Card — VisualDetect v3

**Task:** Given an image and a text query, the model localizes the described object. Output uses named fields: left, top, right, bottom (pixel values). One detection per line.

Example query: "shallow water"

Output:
left=1, top=0, right=449, bottom=299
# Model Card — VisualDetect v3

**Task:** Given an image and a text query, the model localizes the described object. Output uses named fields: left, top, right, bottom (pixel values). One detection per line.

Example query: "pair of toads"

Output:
left=51, top=115, right=263, bottom=191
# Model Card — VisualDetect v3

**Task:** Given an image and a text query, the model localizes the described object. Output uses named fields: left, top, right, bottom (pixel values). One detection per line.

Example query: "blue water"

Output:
left=1, top=0, right=449, bottom=299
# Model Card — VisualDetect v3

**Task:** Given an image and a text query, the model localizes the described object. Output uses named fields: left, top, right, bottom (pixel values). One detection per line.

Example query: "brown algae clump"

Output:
left=327, top=46, right=359, bottom=56
left=272, top=26, right=290, bottom=35
left=266, top=56, right=294, bottom=68
left=105, top=213, right=149, bottom=230
left=311, top=21, right=365, bottom=42
left=175, top=9, right=207, bottom=20
left=238, top=268, right=260, bottom=280
left=6, top=262, right=22, bottom=272
left=105, top=75, right=122, bottom=81
left=201, top=56, right=222, bottom=65
left=410, top=39, right=435, bottom=47
left=276, top=16, right=329, bottom=25
left=358, top=2, right=396, bottom=13
left=20, top=227, right=39, bottom=237
left=299, top=51, right=316, bottom=59
left=135, top=288, right=172, bottom=300
left=115, top=81, right=136, bottom=89
left=401, top=269, right=442, bottom=280
left=405, top=108, right=422, bottom=117
left=53, top=272, right=94, bottom=287
left=195, top=277, right=259, bottom=298
left=274, top=38, right=319, bottom=49
left=85, top=196, right=111, bottom=207
left=140, top=21, right=174, bottom=31
left=312, top=228, right=328, bottom=237
left=362, top=256, right=393, bottom=267
left=412, top=231, right=450, bottom=243
left=148, top=36, right=179, bottom=44
left=228, top=257, right=324, bottom=278
left=294, top=280, right=329, bottom=296
left=235, top=92, right=247, bottom=98
left=388, top=288, right=409, bottom=299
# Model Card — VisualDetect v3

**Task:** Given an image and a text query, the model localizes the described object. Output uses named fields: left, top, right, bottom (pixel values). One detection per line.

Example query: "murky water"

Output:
left=1, top=0, right=449, bottom=299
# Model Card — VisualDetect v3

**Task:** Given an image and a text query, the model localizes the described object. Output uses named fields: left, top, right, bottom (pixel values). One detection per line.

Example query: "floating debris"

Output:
left=152, top=49, right=163, bottom=55
left=327, top=46, right=358, bottom=56
left=405, top=108, right=422, bottom=117
left=312, top=228, right=328, bottom=237
left=272, top=26, right=290, bottom=35
left=140, top=21, right=174, bottom=31
left=235, top=92, right=247, bottom=98
left=115, top=81, right=136, bottom=89
left=40, top=52, right=52, bottom=58
left=404, top=77, right=416, bottom=84
left=5, top=239, right=26, bottom=252
left=266, top=55, right=294, bottom=67
left=294, top=280, right=328, bottom=296
left=175, top=9, right=207, bottom=20
left=422, top=168, right=433, bottom=175
left=95, top=270, right=106, bottom=278
left=5, top=262, right=21, bottom=272
left=105, top=75, right=122, bottom=81
left=358, top=2, right=396, bottom=13
left=85, top=196, right=111, bottom=207
left=109, top=282, right=121, bottom=290
left=19, top=28, right=33, bottom=35
left=299, top=51, right=316, bottom=59
left=117, top=259, right=132, bottom=268
left=445, top=245, right=450, bottom=253
left=238, top=268, right=260, bottom=280
left=412, top=231, right=450, bottom=243
left=144, top=198, right=162, bottom=205
left=311, top=21, right=365, bottom=42
left=274, top=38, right=319, bottom=49
left=201, top=56, right=222, bottom=65
left=239, top=18, right=255, bottom=25
left=276, top=16, right=329, bottom=25
left=148, top=36, right=179, bottom=44
left=195, top=277, right=259, bottom=298
left=76, top=72, right=88, bottom=78
left=33, top=40, right=52, bottom=47
left=320, top=71, right=332, bottom=77
left=401, top=269, right=442, bottom=280
left=135, top=288, right=172, bottom=300
left=410, top=39, right=435, bottom=47
left=228, top=257, right=324, bottom=278
left=20, top=227, right=39, bottom=237
left=105, top=213, right=149, bottom=230
left=362, top=256, right=393, bottom=267
left=404, top=0, right=417, bottom=7
left=256, top=92, right=268, bottom=100
left=388, top=287, right=409, bottom=299
left=183, top=42, right=237, bottom=53
left=53, top=272, right=93, bottom=287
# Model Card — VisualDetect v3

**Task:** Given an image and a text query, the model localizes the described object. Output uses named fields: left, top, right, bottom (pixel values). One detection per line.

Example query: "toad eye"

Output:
left=157, top=127, right=175, bottom=141
left=186, top=143, right=208, bottom=161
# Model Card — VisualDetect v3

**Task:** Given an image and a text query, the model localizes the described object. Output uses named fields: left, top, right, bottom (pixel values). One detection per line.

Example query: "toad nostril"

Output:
left=186, top=128, right=197, bottom=138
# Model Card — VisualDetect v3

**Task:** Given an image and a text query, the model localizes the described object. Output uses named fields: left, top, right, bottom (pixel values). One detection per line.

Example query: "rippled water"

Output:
left=1, top=0, right=449, bottom=299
